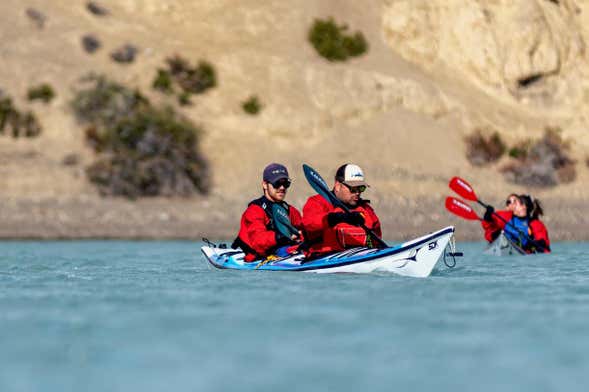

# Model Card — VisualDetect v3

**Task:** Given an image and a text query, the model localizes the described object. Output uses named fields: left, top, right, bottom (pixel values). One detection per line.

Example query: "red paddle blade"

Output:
left=449, top=177, right=477, bottom=201
left=445, top=196, right=481, bottom=221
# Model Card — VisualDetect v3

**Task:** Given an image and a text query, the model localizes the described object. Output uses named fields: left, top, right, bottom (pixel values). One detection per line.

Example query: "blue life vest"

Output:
left=504, top=216, right=530, bottom=247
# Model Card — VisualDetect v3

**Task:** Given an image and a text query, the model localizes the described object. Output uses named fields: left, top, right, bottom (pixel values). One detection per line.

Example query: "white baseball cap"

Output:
left=335, top=163, right=369, bottom=187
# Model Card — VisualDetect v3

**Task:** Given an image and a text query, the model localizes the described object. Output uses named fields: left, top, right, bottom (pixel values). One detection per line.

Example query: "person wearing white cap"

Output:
left=302, top=163, right=382, bottom=256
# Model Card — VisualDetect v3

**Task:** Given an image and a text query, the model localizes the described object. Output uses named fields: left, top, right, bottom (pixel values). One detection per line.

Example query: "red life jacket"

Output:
left=302, top=194, right=381, bottom=256
left=232, top=196, right=303, bottom=262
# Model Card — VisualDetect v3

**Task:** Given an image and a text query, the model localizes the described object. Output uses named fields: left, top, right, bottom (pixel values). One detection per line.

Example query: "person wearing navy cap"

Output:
left=231, top=163, right=303, bottom=262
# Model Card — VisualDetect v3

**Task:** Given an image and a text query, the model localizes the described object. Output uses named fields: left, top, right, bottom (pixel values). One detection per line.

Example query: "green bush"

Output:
left=242, top=96, right=262, bottom=115
left=27, top=83, right=55, bottom=103
left=308, top=18, right=368, bottom=61
left=508, top=146, right=528, bottom=159
left=0, top=96, right=42, bottom=138
left=152, top=56, right=218, bottom=105
left=71, top=74, right=210, bottom=197
left=152, top=69, right=174, bottom=94
left=166, top=55, right=217, bottom=94
left=178, top=92, right=192, bottom=106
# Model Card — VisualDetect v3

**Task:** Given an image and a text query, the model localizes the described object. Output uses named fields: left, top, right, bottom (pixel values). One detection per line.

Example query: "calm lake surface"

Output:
left=1, top=240, right=588, bottom=392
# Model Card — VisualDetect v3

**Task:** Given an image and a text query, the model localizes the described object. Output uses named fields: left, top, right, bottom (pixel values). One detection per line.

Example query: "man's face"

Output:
left=263, top=179, right=290, bottom=202
left=333, top=181, right=365, bottom=207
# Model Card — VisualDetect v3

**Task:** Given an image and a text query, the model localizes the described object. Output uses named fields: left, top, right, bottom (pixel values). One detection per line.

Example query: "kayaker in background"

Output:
left=232, top=163, right=303, bottom=262
left=481, top=194, right=550, bottom=253
left=519, top=194, right=551, bottom=253
left=302, top=163, right=382, bottom=256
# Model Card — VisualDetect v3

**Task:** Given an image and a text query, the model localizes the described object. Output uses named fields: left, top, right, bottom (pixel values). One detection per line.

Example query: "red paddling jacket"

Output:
left=302, top=194, right=381, bottom=256
left=481, top=210, right=513, bottom=243
left=528, top=219, right=551, bottom=253
left=233, top=196, right=303, bottom=262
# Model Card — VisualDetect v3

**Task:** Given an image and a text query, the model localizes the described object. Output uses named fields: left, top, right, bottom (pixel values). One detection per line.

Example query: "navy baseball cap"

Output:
left=263, top=163, right=290, bottom=183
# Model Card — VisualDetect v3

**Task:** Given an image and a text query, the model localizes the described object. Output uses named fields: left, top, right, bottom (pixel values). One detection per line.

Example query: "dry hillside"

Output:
left=1, top=0, right=588, bottom=240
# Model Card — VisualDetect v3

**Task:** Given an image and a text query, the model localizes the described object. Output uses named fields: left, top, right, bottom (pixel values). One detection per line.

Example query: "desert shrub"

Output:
left=308, top=18, right=368, bottom=61
left=72, top=75, right=210, bottom=197
left=27, top=83, right=55, bottom=103
left=152, top=55, right=217, bottom=105
left=501, top=127, right=575, bottom=187
left=86, top=2, right=109, bottom=16
left=82, top=34, right=101, bottom=53
left=111, top=44, right=138, bottom=63
left=152, top=69, right=174, bottom=94
left=26, top=8, right=46, bottom=29
left=72, top=74, right=148, bottom=126
left=178, top=92, right=192, bottom=106
left=62, top=153, right=80, bottom=166
left=0, top=96, right=42, bottom=138
left=465, top=129, right=506, bottom=166
left=508, top=146, right=527, bottom=159
left=242, top=96, right=262, bottom=115
left=166, top=56, right=217, bottom=94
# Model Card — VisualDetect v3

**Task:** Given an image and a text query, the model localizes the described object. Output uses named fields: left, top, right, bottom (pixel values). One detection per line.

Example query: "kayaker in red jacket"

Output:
left=482, top=194, right=519, bottom=242
left=232, top=163, right=303, bottom=262
left=520, top=194, right=551, bottom=253
left=302, top=163, right=382, bottom=256
left=481, top=194, right=550, bottom=253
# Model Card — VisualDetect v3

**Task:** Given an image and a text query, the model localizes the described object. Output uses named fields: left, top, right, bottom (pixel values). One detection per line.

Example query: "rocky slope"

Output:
left=0, top=0, right=588, bottom=240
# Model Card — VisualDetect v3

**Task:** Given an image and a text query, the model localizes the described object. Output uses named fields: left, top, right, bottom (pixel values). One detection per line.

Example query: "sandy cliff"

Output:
left=0, top=0, right=588, bottom=240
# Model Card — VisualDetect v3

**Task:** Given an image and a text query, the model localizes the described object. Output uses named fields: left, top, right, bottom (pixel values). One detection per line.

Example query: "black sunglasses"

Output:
left=342, top=183, right=366, bottom=194
left=270, top=179, right=291, bottom=189
left=506, top=197, right=517, bottom=206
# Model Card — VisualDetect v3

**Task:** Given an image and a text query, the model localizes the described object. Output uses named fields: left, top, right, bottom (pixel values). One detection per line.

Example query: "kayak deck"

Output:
left=484, top=231, right=526, bottom=256
left=201, top=226, right=456, bottom=278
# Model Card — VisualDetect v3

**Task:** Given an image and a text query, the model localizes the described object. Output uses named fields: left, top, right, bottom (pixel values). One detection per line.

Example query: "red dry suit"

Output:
left=481, top=210, right=513, bottom=243
left=302, top=194, right=381, bottom=256
left=528, top=219, right=551, bottom=253
left=232, top=196, right=303, bottom=262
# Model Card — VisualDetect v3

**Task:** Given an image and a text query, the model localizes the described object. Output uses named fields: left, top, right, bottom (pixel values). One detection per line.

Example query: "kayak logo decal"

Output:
left=428, top=241, right=438, bottom=250
left=393, top=247, right=420, bottom=268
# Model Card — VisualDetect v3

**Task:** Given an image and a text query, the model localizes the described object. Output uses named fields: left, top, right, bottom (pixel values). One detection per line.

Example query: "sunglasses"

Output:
left=506, top=198, right=518, bottom=206
left=342, top=183, right=366, bottom=194
left=270, top=179, right=291, bottom=189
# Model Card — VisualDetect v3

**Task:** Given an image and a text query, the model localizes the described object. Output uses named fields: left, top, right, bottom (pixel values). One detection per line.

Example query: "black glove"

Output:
left=529, top=239, right=547, bottom=251
left=483, top=206, right=495, bottom=222
left=275, top=232, right=294, bottom=247
left=327, top=212, right=365, bottom=227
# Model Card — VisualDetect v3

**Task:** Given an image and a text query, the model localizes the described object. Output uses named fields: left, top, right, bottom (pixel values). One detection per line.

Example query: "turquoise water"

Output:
left=1, top=240, right=588, bottom=392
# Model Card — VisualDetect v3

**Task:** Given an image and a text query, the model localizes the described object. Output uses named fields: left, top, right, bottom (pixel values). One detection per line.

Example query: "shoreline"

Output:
left=1, top=195, right=587, bottom=241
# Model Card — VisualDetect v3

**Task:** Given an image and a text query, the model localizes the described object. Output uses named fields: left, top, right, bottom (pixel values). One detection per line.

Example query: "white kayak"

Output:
left=201, top=226, right=458, bottom=278
left=484, top=231, right=526, bottom=256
